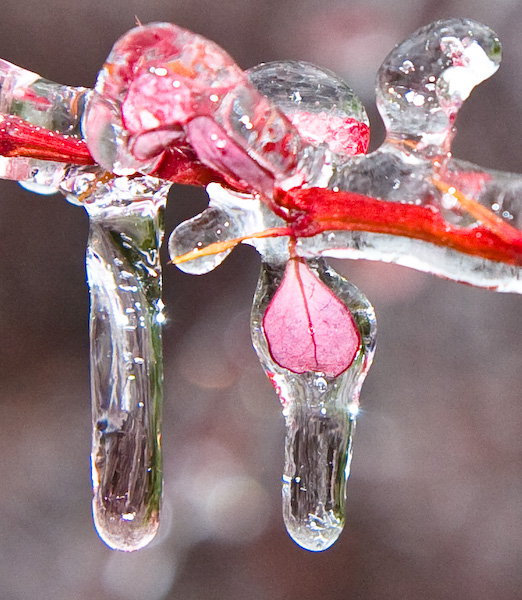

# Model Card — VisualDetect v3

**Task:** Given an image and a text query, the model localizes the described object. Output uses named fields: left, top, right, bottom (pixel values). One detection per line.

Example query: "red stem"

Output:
left=3, top=115, right=522, bottom=270
left=280, top=187, right=522, bottom=267
left=0, top=115, right=95, bottom=165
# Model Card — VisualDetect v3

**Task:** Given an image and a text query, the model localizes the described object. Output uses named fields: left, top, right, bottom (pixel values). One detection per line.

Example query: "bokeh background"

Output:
left=1, top=1, right=522, bottom=598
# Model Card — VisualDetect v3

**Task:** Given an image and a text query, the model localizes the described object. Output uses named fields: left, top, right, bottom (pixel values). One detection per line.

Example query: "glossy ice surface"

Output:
left=0, top=17, right=520, bottom=552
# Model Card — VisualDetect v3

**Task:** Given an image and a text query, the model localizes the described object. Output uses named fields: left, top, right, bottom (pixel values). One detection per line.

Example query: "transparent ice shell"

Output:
left=168, top=59, right=370, bottom=274
left=0, top=59, right=93, bottom=193
left=376, top=18, right=501, bottom=150
left=251, top=259, right=376, bottom=551
left=82, top=23, right=334, bottom=193
left=247, top=60, right=370, bottom=158
left=311, top=19, right=522, bottom=292
left=0, top=58, right=87, bottom=135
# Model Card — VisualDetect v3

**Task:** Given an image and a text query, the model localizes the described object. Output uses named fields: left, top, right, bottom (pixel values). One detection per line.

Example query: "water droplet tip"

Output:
left=284, top=513, right=344, bottom=552
left=286, top=523, right=343, bottom=552
left=93, top=501, right=160, bottom=552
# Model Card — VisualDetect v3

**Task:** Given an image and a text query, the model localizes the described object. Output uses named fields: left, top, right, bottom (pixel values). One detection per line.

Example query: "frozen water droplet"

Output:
left=248, top=60, right=369, bottom=157
left=314, top=376, right=328, bottom=392
left=399, top=59, right=415, bottom=74
left=168, top=206, right=240, bottom=274
left=252, top=259, right=376, bottom=551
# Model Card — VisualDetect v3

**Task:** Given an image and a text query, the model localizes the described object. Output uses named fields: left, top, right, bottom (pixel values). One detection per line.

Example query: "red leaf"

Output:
left=263, top=259, right=360, bottom=378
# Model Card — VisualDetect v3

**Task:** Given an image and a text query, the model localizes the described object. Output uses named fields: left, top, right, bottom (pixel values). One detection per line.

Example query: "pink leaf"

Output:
left=263, top=259, right=360, bottom=378
left=186, top=116, right=275, bottom=196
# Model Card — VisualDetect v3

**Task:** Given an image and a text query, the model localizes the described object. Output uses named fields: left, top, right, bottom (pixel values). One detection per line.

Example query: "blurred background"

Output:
left=1, top=0, right=522, bottom=598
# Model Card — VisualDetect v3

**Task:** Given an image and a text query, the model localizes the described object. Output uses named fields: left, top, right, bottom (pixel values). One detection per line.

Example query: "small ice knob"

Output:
left=376, top=18, right=501, bottom=149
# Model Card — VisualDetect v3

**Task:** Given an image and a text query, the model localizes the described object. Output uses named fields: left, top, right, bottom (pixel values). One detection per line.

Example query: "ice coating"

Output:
left=251, top=259, right=376, bottom=551
left=0, top=59, right=96, bottom=193
left=83, top=22, right=329, bottom=192
left=168, top=60, right=371, bottom=275
left=0, top=59, right=94, bottom=191
left=0, top=58, right=88, bottom=135
left=2, top=17, right=522, bottom=554
left=247, top=61, right=370, bottom=157
left=82, top=22, right=243, bottom=176
left=303, top=19, right=522, bottom=290
left=171, top=19, right=522, bottom=294
left=295, top=158, right=522, bottom=292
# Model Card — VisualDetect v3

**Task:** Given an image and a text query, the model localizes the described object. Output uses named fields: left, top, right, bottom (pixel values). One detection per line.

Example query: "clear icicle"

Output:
left=0, top=56, right=171, bottom=550
left=251, top=259, right=376, bottom=551
left=281, top=389, right=358, bottom=551
left=83, top=176, right=169, bottom=551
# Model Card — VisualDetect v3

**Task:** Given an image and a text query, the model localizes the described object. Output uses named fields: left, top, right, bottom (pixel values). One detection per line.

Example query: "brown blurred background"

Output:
left=1, top=1, right=522, bottom=598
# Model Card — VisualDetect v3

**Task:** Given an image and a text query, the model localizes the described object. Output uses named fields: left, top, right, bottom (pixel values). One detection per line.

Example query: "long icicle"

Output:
left=84, top=176, right=169, bottom=551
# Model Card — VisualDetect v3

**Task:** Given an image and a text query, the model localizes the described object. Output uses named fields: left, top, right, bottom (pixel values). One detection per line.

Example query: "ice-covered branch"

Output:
left=0, top=17, right=519, bottom=552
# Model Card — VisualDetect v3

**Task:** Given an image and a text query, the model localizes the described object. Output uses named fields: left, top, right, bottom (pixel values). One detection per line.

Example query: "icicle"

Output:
left=168, top=59, right=378, bottom=551
left=251, top=259, right=376, bottom=551
left=83, top=175, right=169, bottom=551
